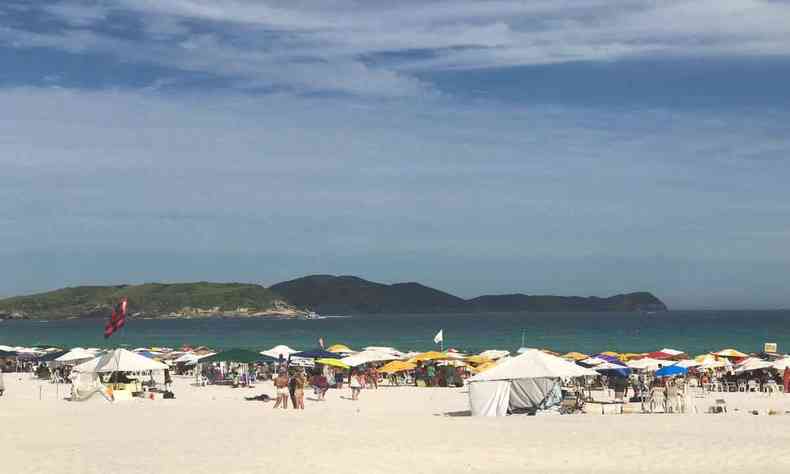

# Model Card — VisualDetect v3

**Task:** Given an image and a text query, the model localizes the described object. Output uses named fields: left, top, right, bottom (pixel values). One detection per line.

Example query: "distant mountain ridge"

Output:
left=270, top=275, right=668, bottom=314
left=0, top=275, right=667, bottom=319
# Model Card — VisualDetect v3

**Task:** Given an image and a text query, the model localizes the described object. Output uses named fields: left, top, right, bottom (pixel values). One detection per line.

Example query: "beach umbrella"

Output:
left=621, top=353, right=647, bottom=361
left=327, top=344, right=354, bottom=354
left=408, top=351, right=451, bottom=362
left=714, top=348, right=748, bottom=358
left=600, top=351, right=622, bottom=359
left=771, top=358, right=790, bottom=371
left=379, top=360, right=416, bottom=374
left=74, top=349, right=168, bottom=373
left=55, top=348, right=98, bottom=363
left=561, top=352, right=589, bottom=361
left=734, top=357, right=774, bottom=373
left=674, top=359, right=702, bottom=369
left=464, top=355, right=493, bottom=365
left=627, top=358, right=664, bottom=371
left=478, top=350, right=510, bottom=360
left=290, top=348, right=343, bottom=359
left=200, top=349, right=264, bottom=364
left=655, top=365, right=688, bottom=378
left=579, top=357, right=607, bottom=366
left=316, top=358, right=350, bottom=369
left=470, top=361, right=497, bottom=373
left=261, top=345, right=298, bottom=360
left=341, top=350, right=400, bottom=367
left=594, top=362, right=631, bottom=377
left=0, top=349, right=18, bottom=357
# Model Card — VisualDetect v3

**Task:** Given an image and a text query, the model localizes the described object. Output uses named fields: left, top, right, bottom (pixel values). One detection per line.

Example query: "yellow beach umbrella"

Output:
left=379, top=360, right=416, bottom=374
left=464, top=355, right=492, bottom=365
left=562, top=352, right=589, bottom=361
left=621, top=353, right=646, bottom=361
left=327, top=344, right=353, bottom=353
left=316, top=358, right=350, bottom=369
left=714, top=349, right=748, bottom=358
left=408, top=351, right=450, bottom=363
left=471, top=361, right=497, bottom=373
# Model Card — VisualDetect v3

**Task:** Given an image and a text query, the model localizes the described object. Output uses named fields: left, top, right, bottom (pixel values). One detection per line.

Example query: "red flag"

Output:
left=104, top=297, right=128, bottom=339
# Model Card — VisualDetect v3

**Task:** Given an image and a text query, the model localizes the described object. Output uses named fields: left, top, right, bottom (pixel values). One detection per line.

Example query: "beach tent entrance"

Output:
left=467, top=349, right=597, bottom=417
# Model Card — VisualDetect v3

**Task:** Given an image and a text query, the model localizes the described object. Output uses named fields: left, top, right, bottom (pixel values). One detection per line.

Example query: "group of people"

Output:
left=269, top=365, right=379, bottom=408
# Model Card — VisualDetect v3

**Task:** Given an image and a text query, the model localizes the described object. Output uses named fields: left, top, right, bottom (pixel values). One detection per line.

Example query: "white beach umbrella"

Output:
left=56, top=348, right=97, bottom=363
left=735, top=357, right=774, bottom=373
left=674, top=359, right=702, bottom=369
left=261, top=345, right=298, bottom=360
left=771, top=358, right=790, bottom=371
left=627, top=358, right=664, bottom=371
left=341, top=350, right=400, bottom=367
left=74, top=349, right=167, bottom=373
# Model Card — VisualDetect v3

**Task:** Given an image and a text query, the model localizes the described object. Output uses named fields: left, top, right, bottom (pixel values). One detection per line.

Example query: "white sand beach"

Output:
left=3, top=374, right=790, bottom=474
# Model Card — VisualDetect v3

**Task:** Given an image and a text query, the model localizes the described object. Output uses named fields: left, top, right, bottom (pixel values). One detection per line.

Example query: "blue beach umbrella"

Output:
left=655, top=364, right=688, bottom=378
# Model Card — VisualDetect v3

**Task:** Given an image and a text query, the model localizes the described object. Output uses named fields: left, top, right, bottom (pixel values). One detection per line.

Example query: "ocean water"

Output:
left=1, top=311, right=789, bottom=355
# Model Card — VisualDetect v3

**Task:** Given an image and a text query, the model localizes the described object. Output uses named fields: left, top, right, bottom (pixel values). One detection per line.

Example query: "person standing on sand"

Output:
left=783, top=367, right=790, bottom=393
left=0, top=369, right=5, bottom=397
left=272, top=371, right=289, bottom=409
left=294, top=371, right=305, bottom=409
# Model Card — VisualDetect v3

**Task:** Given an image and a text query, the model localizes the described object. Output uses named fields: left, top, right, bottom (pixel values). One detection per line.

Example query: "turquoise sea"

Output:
left=1, top=311, right=789, bottom=355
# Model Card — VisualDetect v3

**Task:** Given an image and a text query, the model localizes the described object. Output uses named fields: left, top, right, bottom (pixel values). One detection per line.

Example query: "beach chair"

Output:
left=710, top=399, right=727, bottom=414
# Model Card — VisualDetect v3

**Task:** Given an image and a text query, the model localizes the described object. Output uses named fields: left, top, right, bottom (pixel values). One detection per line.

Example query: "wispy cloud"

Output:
left=2, top=1, right=789, bottom=96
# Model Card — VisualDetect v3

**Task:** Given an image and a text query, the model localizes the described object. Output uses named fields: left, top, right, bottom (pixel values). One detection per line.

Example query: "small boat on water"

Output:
left=301, top=311, right=324, bottom=320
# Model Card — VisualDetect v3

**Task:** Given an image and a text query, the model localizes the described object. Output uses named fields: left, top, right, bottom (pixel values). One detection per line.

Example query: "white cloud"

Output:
left=2, top=0, right=788, bottom=96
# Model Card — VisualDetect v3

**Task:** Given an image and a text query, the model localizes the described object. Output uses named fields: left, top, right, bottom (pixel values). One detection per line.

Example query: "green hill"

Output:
left=270, top=275, right=668, bottom=314
left=0, top=282, right=289, bottom=319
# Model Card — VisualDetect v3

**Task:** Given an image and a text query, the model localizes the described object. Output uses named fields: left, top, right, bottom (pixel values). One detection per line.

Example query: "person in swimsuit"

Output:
left=272, top=371, right=289, bottom=409
left=294, top=371, right=305, bottom=410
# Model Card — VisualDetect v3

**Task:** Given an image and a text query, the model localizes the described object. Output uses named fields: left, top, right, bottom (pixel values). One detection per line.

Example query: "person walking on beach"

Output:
left=273, top=371, right=289, bottom=409
left=784, top=367, right=790, bottom=394
left=350, top=370, right=362, bottom=401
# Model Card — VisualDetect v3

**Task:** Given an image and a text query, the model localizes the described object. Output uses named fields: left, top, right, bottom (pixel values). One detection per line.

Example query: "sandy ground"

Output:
left=3, top=374, right=790, bottom=474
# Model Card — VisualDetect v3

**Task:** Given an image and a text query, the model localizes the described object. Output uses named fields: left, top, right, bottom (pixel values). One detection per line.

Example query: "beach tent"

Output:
left=37, top=350, right=69, bottom=362
left=468, top=349, right=597, bottom=417
left=173, top=352, right=215, bottom=364
left=74, top=349, right=167, bottom=373
left=655, top=365, right=688, bottom=378
left=341, top=350, right=400, bottom=367
left=201, top=349, right=265, bottom=364
left=327, top=344, right=354, bottom=354
left=290, top=348, right=343, bottom=359
left=261, top=345, right=298, bottom=360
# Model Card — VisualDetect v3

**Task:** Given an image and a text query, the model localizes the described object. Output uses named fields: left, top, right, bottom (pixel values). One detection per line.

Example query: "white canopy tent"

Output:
left=674, top=359, right=702, bottom=369
left=173, top=352, right=215, bottom=365
left=74, top=349, right=168, bottom=373
left=468, top=349, right=597, bottom=417
left=626, top=358, right=665, bottom=371
left=260, top=345, right=298, bottom=360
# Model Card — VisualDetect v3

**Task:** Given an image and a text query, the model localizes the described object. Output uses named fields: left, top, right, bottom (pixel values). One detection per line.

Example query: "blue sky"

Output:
left=1, top=1, right=789, bottom=308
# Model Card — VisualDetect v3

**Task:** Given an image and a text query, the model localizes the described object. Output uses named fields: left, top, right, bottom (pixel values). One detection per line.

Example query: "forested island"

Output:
left=0, top=275, right=667, bottom=320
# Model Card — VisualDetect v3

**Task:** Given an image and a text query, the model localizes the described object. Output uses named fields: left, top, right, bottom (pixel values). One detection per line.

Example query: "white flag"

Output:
left=433, top=329, right=443, bottom=344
